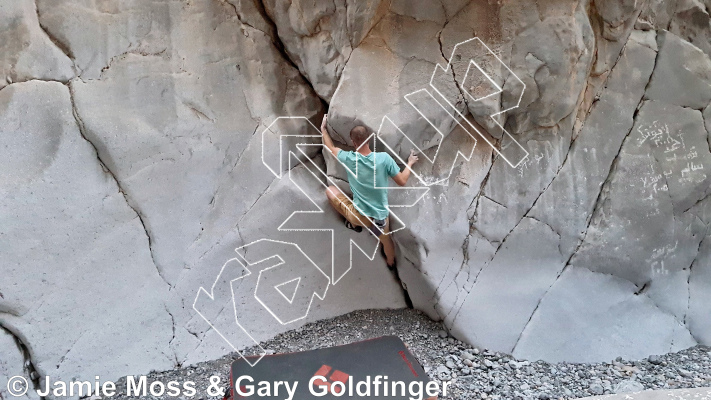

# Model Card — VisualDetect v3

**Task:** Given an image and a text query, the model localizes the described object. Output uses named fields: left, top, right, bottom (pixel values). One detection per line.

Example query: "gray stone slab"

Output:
left=570, top=100, right=709, bottom=286
left=645, top=31, right=711, bottom=110
left=513, top=266, right=696, bottom=363
left=450, top=217, right=566, bottom=354
left=0, top=81, right=174, bottom=396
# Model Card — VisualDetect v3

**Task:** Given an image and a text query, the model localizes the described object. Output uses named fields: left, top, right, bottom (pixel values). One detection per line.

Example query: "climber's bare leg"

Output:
left=379, top=218, right=396, bottom=267
left=326, top=185, right=355, bottom=221
left=325, top=185, right=344, bottom=216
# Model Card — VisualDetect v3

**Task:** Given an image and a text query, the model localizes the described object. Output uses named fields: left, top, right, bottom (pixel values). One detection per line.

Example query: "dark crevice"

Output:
left=0, top=323, right=45, bottom=400
left=229, top=0, right=325, bottom=103
left=222, top=0, right=265, bottom=35
left=682, top=182, right=711, bottom=215
left=480, top=194, right=506, bottom=209
left=703, top=108, right=711, bottom=155
left=100, top=49, right=168, bottom=78
left=33, top=0, right=78, bottom=75
left=164, top=304, right=180, bottom=368
left=511, top=279, right=553, bottom=353
left=683, top=233, right=707, bottom=326
left=389, top=261, right=414, bottom=309
left=635, top=281, right=651, bottom=295
left=66, top=82, right=170, bottom=288
left=467, top=148, right=496, bottom=216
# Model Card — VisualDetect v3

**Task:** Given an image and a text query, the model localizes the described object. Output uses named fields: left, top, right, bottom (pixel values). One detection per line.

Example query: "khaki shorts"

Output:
left=329, top=193, right=389, bottom=236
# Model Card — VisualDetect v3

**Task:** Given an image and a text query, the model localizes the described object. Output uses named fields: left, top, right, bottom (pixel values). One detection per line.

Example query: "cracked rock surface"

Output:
left=2, top=0, right=711, bottom=395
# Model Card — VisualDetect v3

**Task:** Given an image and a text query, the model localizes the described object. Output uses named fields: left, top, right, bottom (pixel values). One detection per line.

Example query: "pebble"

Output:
left=589, top=383, right=604, bottom=395
left=678, top=368, right=693, bottom=378
left=614, top=379, right=645, bottom=393
left=438, top=330, right=448, bottom=338
left=436, top=365, right=450, bottom=374
left=649, top=354, right=663, bottom=365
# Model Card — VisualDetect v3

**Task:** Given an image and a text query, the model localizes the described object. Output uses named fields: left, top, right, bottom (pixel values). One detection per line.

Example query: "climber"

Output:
left=320, top=114, right=419, bottom=270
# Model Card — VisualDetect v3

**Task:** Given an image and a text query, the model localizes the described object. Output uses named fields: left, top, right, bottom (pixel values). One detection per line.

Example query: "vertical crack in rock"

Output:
left=33, top=0, right=78, bottom=76
left=221, top=0, right=264, bottom=35
left=191, top=124, right=261, bottom=248
left=704, top=111, right=710, bottom=154
left=437, top=154, right=498, bottom=325
left=509, top=217, right=564, bottom=353
left=443, top=154, right=499, bottom=323
left=235, top=177, right=277, bottom=228
left=0, top=323, right=45, bottom=400
left=66, top=83, right=170, bottom=288
left=226, top=0, right=324, bottom=102
left=576, top=1, right=643, bottom=138
left=164, top=303, right=180, bottom=368
left=683, top=233, right=707, bottom=328
left=512, top=45, right=662, bottom=350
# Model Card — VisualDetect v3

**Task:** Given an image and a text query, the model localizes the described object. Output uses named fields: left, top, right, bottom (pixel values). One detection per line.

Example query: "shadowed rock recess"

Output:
left=1, top=0, right=710, bottom=395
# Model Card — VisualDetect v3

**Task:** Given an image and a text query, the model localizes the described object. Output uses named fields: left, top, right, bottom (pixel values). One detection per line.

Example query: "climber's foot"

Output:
left=380, top=244, right=397, bottom=271
left=387, top=259, right=398, bottom=272
left=344, top=219, right=362, bottom=233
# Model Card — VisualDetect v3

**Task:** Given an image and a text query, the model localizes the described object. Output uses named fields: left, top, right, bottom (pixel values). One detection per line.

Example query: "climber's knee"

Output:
left=325, top=185, right=338, bottom=200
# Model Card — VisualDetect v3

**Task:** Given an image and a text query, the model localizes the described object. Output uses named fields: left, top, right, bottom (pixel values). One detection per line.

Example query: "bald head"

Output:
left=350, top=125, right=370, bottom=147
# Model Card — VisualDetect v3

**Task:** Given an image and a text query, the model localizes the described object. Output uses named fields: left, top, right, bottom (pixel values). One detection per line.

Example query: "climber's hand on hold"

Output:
left=320, top=113, right=340, bottom=158
left=393, top=150, right=418, bottom=187
left=407, top=149, right=419, bottom=167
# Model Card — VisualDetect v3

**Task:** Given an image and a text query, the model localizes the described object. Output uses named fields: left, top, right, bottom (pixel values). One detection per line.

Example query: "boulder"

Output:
left=0, top=81, right=174, bottom=392
left=2, top=0, right=711, bottom=391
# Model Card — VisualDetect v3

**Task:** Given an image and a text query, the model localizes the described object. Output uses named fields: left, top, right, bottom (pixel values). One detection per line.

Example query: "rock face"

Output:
left=1, top=0, right=710, bottom=393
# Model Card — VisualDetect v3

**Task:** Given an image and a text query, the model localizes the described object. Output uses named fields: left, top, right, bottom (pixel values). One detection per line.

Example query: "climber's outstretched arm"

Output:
left=321, top=114, right=341, bottom=158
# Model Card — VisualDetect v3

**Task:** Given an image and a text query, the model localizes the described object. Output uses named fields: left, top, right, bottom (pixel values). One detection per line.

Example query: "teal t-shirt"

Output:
left=337, top=150, right=400, bottom=220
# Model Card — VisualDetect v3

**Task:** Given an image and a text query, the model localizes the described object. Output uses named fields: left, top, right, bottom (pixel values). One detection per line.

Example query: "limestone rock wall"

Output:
left=1, top=0, right=710, bottom=394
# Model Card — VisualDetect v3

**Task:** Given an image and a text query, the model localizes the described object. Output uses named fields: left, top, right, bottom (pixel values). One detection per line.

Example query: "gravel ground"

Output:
left=107, top=308, right=711, bottom=400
